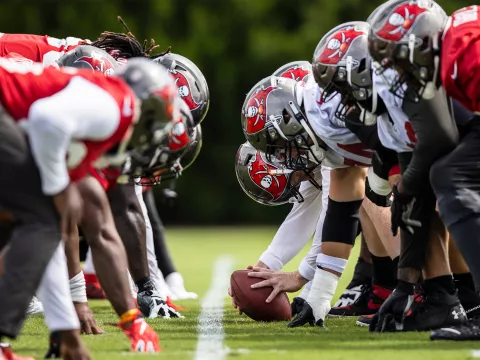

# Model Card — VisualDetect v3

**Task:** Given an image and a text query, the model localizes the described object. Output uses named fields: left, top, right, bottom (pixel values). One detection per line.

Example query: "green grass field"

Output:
left=11, top=227, right=480, bottom=359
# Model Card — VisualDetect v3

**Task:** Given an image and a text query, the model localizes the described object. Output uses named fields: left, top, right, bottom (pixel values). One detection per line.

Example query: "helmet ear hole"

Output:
left=358, top=58, right=367, bottom=73
left=282, top=109, right=292, bottom=124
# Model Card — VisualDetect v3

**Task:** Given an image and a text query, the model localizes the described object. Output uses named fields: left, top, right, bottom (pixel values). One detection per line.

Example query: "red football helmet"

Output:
left=368, top=0, right=447, bottom=101
left=235, top=142, right=307, bottom=205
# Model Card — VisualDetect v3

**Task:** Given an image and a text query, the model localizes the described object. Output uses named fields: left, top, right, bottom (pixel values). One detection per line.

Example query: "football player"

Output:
left=241, top=59, right=394, bottom=328
left=234, top=61, right=399, bottom=321
left=367, top=0, right=480, bottom=340
left=0, top=57, right=177, bottom=357
left=322, top=17, right=473, bottom=331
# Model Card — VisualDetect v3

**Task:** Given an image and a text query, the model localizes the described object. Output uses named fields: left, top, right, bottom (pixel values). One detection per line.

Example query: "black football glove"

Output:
left=290, top=297, right=306, bottom=317
left=287, top=301, right=324, bottom=328
left=369, top=282, right=415, bottom=332
left=391, top=185, right=422, bottom=236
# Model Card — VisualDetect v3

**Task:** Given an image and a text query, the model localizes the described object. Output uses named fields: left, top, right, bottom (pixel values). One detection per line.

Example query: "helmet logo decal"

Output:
left=375, top=4, right=427, bottom=41
left=317, top=27, right=364, bottom=65
left=170, top=70, right=201, bottom=112
left=74, top=51, right=116, bottom=76
left=279, top=65, right=310, bottom=82
left=169, top=119, right=190, bottom=151
left=247, top=152, right=287, bottom=200
left=244, top=85, right=277, bottom=134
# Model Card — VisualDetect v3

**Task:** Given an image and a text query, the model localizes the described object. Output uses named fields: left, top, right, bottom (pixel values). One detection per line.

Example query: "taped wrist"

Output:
left=321, top=197, right=363, bottom=245
left=365, top=175, right=392, bottom=207
left=69, top=271, right=87, bottom=303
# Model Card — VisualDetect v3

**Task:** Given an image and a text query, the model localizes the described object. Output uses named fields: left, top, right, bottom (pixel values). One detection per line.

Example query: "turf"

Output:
left=10, top=227, right=480, bottom=359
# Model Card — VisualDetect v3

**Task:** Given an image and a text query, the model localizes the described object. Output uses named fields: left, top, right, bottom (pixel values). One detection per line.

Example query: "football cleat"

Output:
left=457, top=284, right=480, bottom=319
left=118, top=318, right=161, bottom=353
left=356, top=314, right=374, bottom=327
left=165, top=272, right=198, bottom=300
left=333, top=284, right=369, bottom=308
left=26, top=296, right=44, bottom=315
left=137, top=289, right=184, bottom=319
left=166, top=296, right=185, bottom=311
left=0, top=343, right=34, bottom=360
left=84, top=274, right=106, bottom=300
left=329, top=284, right=392, bottom=317
left=383, top=301, right=466, bottom=332
left=431, top=318, right=480, bottom=341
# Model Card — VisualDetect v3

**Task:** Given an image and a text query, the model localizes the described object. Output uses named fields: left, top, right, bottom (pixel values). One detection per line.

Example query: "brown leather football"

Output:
left=230, top=269, right=292, bottom=322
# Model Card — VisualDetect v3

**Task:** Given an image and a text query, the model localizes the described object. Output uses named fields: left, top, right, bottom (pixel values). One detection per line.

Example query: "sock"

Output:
left=297, top=283, right=311, bottom=300
left=371, top=255, right=396, bottom=289
left=136, top=276, right=155, bottom=292
left=306, top=268, right=339, bottom=321
left=396, top=280, right=415, bottom=295
left=454, top=272, right=475, bottom=291
left=424, top=275, right=458, bottom=305
left=348, top=257, right=373, bottom=288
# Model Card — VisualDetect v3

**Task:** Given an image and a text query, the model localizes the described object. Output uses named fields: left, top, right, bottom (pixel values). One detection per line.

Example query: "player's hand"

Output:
left=53, top=183, right=83, bottom=240
left=158, top=300, right=184, bottom=319
left=290, top=297, right=306, bottom=317
left=228, top=265, right=257, bottom=314
left=74, top=302, right=104, bottom=335
left=391, top=184, right=421, bottom=236
left=248, top=269, right=308, bottom=303
left=369, top=285, right=415, bottom=332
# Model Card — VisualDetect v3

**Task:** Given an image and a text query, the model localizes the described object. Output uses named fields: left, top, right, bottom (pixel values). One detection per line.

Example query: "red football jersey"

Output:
left=441, top=6, right=480, bottom=113
left=0, top=33, right=87, bottom=67
left=0, top=59, right=136, bottom=186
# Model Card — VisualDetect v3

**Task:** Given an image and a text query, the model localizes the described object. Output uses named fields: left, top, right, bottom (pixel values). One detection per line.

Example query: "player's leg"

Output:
left=330, top=201, right=395, bottom=318
left=448, top=236, right=480, bottom=318
left=429, top=120, right=480, bottom=340
left=289, top=166, right=366, bottom=327
left=134, top=185, right=183, bottom=317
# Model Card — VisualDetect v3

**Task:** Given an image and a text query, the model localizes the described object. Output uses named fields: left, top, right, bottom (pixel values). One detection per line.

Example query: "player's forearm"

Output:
left=400, top=88, right=459, bottom=195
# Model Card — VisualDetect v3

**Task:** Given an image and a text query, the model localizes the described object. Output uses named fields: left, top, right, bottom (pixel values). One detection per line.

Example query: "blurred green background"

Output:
left=0, top=0, right=471, bottom=225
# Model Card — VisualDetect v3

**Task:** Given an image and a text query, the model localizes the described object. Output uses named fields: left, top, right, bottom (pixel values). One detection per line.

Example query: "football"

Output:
left=230, top=269, right=292, bottom=322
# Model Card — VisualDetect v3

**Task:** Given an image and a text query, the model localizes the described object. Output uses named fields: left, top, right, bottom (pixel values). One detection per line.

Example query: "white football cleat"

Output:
left=26, top=296, right=44, bottom=315
left=165, top=272, right=198, bottom=300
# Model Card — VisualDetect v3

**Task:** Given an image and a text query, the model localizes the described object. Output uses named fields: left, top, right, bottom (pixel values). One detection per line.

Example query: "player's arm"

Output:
left=398, top=88, right=459, bottom=195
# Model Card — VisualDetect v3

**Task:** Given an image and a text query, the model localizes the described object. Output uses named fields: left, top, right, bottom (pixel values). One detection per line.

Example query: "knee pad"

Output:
left=322, top=197, right=363, bottom=245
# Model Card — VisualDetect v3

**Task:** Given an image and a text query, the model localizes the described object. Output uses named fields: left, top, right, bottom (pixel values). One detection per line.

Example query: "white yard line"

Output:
left=194, top=255, right=234, bottom=360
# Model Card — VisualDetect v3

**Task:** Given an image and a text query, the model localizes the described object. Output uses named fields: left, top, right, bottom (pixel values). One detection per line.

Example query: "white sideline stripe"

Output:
left=472, top=349, right=480, bottom=358
left=194, top=255, right=234, bottom=360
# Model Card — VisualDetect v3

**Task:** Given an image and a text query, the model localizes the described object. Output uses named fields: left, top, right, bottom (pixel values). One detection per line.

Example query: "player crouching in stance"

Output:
left=240, top=66, right=373, bottom=327
left=0, top=57, right=179, bottom=358
left=367, top=0, right=480, bottom=340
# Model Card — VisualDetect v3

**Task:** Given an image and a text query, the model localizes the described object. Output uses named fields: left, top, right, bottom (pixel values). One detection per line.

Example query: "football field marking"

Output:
left=194, top=255, right=234, bottom=360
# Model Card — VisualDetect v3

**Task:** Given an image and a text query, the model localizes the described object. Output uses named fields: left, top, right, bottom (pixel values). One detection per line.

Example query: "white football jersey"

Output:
left=374, top=68, right=416, bottom=153
left=302, top=76, right=373, bottom=169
